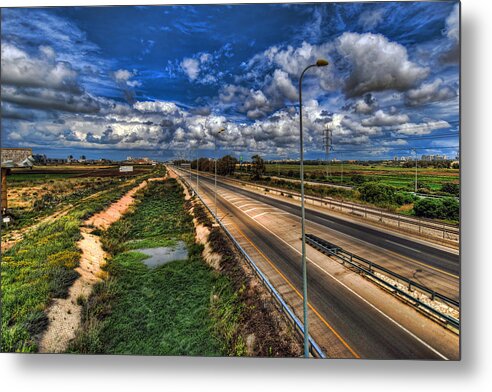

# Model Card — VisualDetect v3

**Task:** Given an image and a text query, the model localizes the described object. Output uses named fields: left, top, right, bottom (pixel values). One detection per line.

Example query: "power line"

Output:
left=333, top=145, right=458, bottom=153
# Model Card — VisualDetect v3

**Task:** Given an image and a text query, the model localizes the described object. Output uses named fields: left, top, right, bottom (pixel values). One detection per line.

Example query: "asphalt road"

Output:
left=195, top=171, right=460, bottom=276
left=181, top=169, right=459, bottom=359
left=187, top=170, right=458, bottom=359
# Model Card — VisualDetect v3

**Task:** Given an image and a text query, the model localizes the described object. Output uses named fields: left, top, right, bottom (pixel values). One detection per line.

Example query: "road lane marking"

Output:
left=230, top=220, right=359, bottom=359
left=247, top=216, right=450, bottom=360
left=385, top=239, right=422, bottom=253
left=238, top=185, right=459, bottom=281
left=244, top=207, right=262, bottom=213
left=236, top=203, right=259, bottom=209
left=181, top=169, right=453, bottom=359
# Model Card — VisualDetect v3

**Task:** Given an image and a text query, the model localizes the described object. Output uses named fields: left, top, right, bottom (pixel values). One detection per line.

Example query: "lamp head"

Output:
left=316, top=59, right=329, bottom=67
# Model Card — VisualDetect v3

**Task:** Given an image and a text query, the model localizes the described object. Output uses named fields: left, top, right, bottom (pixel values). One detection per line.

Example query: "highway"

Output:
left=188, top=169, right=459, bottom=299
left=175, top=168, right=460, bottom=359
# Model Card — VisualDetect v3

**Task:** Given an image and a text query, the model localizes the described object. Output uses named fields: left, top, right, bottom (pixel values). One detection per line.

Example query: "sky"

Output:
left=0, top=1, right=460, bottom=161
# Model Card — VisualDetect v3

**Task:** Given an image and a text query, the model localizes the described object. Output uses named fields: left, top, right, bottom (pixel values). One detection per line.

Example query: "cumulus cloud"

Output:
left=440, top=4, right=460, bottom=63
left=113, top=69, right=141, bottom=87
left=337, top=32, right=429, bottom=97
left=133, top=101, right=180, bottom=115
left=220, top=69, right=298, bottom=119
left=181, top=57, right=200, bottom=81
left=1, top=43, right=80, bottom=93
left=2, top=86, right=100, bottom=114
left=361, top=109, right=409, bottom=127
left=405, top=78, right=457, bottom=106
left=353, top=93, right=378, bottom=114
left=395, top=120, right=450, bottom=135
left=244, top=41, right=336, bottom=91
left=358, top=9, right=385, bottom=30
left=445, top=4, right=459, bottom=43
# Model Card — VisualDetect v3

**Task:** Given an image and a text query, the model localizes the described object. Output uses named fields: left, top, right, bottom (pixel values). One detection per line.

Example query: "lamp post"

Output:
left=299, top=58, right=329, bottom=358
left=214, top=128, right=225, bottom=221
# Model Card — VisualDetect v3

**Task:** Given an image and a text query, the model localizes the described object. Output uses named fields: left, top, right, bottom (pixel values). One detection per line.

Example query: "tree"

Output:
left=251, top=154, right=265, bottom=180
left=413, top=197, right=459, bottom=221
left=197, top=157, right=212, bottom=172
left=358, top=182, right=396, bottom=205
left=217, top=155, right=238, bottom=176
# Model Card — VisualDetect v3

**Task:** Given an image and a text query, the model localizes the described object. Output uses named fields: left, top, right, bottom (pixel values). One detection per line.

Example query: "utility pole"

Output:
left=340, top=152, right=344, bottom=185
left=323, top=127, right=333, bottom=182
left=411, top=148, right=418, bottom=193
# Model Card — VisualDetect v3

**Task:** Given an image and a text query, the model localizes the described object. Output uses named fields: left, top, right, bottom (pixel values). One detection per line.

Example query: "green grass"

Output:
left=1, top=171, right=164, bottom=353
left=69, top=179, right=243, bottom=356
left=264, top=163, right=459, bottom=191
left=1, top=217, right=82, bottom=352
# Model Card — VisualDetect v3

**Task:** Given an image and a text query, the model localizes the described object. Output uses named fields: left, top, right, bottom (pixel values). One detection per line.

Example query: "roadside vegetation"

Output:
left=69, top=179, right=246, bottom=356
left=1, top=166, right=166, bottom=352
left=186, top=158, right=459, bottom=223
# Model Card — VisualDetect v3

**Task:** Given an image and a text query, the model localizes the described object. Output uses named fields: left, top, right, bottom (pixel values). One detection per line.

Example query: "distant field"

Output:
left=9, top=165, right=153, bottom=182
left=3, top=165, right=159, bottom=232
left=264, top=163, right=459, bottom=191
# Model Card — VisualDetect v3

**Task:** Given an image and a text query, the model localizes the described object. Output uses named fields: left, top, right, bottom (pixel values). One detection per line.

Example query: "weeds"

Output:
left=69, top=179, right=243, bottom=356
left=1, top=168, right=165, bottom=352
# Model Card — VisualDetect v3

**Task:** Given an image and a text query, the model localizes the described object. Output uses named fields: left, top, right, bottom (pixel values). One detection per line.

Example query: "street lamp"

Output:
left=299, top=58, right=329, bottom=358
left=214, top=128, right=225, bottom=221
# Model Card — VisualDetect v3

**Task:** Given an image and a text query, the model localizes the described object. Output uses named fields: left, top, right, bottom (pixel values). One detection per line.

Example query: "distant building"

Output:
left=1, top=148, right=34, bottom=213
left=421, top=154, right=448, bottom=162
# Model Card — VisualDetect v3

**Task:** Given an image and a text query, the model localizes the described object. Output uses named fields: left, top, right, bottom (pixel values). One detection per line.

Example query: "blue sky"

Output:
left=1, top=2, right=459, bottom=161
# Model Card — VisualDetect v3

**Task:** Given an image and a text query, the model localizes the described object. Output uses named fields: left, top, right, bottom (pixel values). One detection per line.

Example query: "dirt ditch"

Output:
left=38, top=177, right=166, bottom=353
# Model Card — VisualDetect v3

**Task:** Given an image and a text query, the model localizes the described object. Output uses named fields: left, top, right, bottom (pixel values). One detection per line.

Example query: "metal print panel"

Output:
left=0, top=1, right=460, bottom=359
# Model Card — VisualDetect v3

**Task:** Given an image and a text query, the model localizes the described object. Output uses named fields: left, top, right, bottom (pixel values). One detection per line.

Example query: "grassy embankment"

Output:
left=1, top=167, right=166, bottom=353
left=69, top=179, right=244, bottom=356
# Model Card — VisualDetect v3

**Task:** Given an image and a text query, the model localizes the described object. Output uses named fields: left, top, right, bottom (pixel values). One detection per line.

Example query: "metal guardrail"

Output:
left=172, top=168, right=326, bottom=358
left=183, top=169, right=459, bottom=240
left=305, top=233, right=460, bottom=331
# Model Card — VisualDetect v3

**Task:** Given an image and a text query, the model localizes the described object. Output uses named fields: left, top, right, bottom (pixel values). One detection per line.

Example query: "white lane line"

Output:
left=244, top=207, right=262, bottom=213
left=211, top=188, right=451, bottom=360
left=385, top=239, right=422, bottom=253
left=252, top=211, right=289, bottom=219
left=252, top=211, right=271, bottom=219
left=246, top=216, right=449, bottom=360
left=236, top=203, right=259, bottom=209
left=225, top=196, right=243, bottom=202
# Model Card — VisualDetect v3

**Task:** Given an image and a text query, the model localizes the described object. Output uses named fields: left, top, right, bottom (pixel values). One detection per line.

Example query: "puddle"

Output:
left=135, top=241, right=189, bottom=267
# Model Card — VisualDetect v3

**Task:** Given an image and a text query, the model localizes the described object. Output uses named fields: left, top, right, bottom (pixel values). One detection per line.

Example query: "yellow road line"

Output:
left=230, top=219, right=360, bottom=359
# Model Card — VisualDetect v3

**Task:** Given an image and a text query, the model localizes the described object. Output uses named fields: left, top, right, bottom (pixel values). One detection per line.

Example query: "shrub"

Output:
left=351, top=174, right=366, bottom=185
left=358, top=182, right=396, bottom=205
left=394, top=192, right=417, bottom=206
left=441, top=182, right=460, bottom=196
left=413, top=197, right=459, bottom=221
